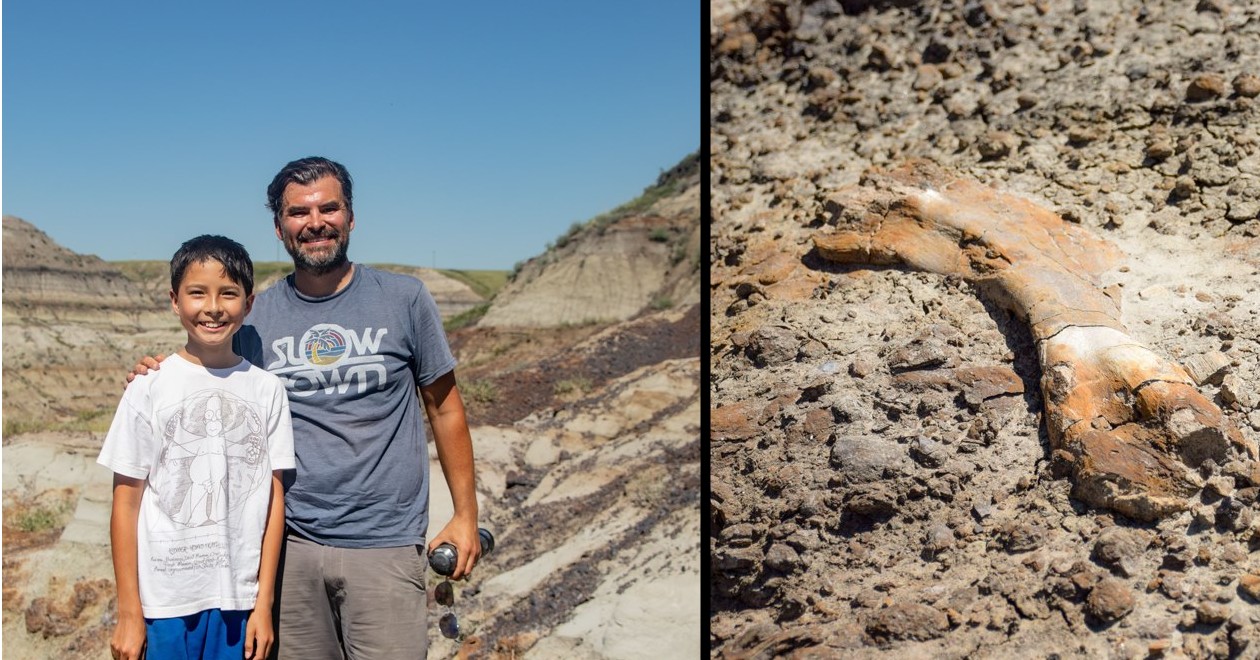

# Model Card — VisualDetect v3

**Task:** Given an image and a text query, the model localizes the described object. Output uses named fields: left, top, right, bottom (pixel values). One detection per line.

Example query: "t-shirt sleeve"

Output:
left=410, top=282, right=458, bottom=387
left=266, top=378, right=296, bottom=471
left=96, top=383, right=157, bottom=480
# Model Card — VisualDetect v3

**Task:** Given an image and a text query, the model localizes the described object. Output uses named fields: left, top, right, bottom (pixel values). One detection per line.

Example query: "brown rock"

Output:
left=1067, top=125, right=1099, bottom=145
left=866, top=603, right=949, bottom=641
left=1187, top=73, right=1228, bottom=102
left=801, top=408, right=834, bottom=442
left=745, top=326, right=799, bottom=367
left=1239, top=574, right=1260, bottom=601
left=1196, top=601, right=1230, bottom=625
left=913, top=64, right=943, bottom=91
left=1173, top=175, right=1198, bottom=198
left=888, top=338, right=953, bottom=372
left=712, top=402, right=760, bottom=442
left=1085, top=578, right=1136, bottom=622
left=1234, top=73, right=1260, bottom=98
left=1092, top=526, right=1148, bottom=574
left=849, top=356, right=876, bottom=378
left=1147, top=139, right=1175, bottom=160
left=978, top=131, right=1019, bottom=159
left=764, top=543, right=802, bottom=573
left=748, top=252, right=799, bottom=285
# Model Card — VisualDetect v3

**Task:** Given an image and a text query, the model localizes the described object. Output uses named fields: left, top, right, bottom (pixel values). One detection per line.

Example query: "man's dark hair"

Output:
left=170, top=235, right=255, bottom=296
left=266, top=156, right=354, bottom=222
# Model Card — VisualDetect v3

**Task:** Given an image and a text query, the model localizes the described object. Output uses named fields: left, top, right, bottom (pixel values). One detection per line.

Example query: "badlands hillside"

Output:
left=713, top=1, right=1260, bottom=658
left=1, top=151, right=700, bottom=659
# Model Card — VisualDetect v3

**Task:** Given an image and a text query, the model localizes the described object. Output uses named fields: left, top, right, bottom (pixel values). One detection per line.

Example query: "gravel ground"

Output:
left=710, top=1, right=1260, bottom=657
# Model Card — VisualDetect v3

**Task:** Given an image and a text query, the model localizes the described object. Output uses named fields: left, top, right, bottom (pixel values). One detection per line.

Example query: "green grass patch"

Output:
left=553, top=377, right=592, bottom=397
left=14, top=503, right=74, bottom=533
left=4, top=407, right=116, bottom=437
left=444, top=303, right=491, bottom=332
left=437, top=270, right=510, bottom=300
left=461, top=380, right=498, bottom=404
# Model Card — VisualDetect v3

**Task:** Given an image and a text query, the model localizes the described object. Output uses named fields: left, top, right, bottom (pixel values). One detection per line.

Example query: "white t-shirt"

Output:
left=97, top=353, right=295, bottom=618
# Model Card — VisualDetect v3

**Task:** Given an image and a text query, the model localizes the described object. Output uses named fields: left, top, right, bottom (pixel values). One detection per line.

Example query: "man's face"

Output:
left=275, top=175, right=354, bottom=275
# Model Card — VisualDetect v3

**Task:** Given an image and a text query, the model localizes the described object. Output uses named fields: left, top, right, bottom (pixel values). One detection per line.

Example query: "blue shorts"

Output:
left=145, top=609, right=249, bottom=660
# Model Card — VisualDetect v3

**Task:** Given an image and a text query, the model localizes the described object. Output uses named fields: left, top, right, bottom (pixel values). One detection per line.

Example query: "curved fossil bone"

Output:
left=814, top=160, right=1257, bottom=521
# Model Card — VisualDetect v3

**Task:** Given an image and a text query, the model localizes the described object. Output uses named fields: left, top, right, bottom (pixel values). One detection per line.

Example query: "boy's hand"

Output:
left=244, top=607, right=275, bottom=660
left=110, top=614, right=146, bottom=660
left=124, top=354, right=165, bottom=389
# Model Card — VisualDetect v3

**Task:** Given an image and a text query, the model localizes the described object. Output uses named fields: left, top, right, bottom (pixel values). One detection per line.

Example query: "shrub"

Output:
left=554, top=377, right=592, bottom=397
left=462, top=380, right=498, bottom=404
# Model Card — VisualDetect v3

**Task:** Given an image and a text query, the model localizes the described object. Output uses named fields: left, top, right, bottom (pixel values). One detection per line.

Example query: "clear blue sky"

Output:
left=3, top=2, right=698, bottom=270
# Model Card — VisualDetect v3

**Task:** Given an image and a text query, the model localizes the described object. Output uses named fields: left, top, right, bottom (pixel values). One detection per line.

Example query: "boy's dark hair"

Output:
left=170, top=235, right=255, bottom=296
left=266, top=156, right=354, bottom=222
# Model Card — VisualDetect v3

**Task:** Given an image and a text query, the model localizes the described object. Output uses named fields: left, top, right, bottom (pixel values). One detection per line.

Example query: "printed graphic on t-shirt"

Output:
left=152, top=389, right=267, bottom=533
left=264, top=322, right=390, bottom=397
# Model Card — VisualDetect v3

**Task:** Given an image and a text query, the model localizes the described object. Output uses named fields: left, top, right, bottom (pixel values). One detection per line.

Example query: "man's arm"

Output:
left=421, top=370, right=481, bottom=580
left=124, top=354, right=166, bottom=388
left=110, top=474, right=147, bottom=660
left=245, top=471, right=285, bottom=660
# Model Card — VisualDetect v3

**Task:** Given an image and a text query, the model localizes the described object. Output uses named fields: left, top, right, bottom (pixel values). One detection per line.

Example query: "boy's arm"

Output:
left=245, top=471, right=285, bottom=660
left=110, top=474, right=147, bottom=660
left=421, top=370, right=481, bottom=580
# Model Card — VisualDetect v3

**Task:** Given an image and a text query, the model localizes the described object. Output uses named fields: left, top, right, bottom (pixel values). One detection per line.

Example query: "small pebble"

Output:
left=1186, top=73, right=1228, bottom=102
left=1234, top=73, right=1260, bottom=98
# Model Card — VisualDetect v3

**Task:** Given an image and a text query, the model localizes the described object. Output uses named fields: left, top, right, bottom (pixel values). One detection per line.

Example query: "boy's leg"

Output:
left=277, top=533, right=344, bottom=660
left=201, top=609, right=250, bottom=659
left=336, top=544, right=429, bottom=659
left=145, top=610, right=211, bottom=660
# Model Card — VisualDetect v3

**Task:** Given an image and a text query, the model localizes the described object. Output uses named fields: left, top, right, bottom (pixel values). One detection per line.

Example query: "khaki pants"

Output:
left=274, top=531, right=429, bottom=660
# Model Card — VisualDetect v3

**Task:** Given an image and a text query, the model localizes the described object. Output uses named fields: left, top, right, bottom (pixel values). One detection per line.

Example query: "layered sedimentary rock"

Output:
left=814, top=161, right=1258, bottom=520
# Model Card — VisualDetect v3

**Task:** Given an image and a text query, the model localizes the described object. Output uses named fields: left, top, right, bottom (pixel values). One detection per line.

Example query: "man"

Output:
left=135, top=157, right=481, bottom=658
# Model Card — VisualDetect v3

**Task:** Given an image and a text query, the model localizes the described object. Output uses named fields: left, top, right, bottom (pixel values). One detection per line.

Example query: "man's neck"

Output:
left=293, top=262, right=355, bottom=298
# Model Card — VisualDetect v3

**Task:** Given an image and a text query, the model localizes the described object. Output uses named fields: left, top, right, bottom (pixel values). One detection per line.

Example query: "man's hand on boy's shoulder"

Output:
left=123, top=354, right=166, bottom=389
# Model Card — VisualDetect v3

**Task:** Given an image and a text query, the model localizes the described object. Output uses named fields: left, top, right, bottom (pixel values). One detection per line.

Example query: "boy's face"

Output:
left=169, top=258, right=254, bottom=352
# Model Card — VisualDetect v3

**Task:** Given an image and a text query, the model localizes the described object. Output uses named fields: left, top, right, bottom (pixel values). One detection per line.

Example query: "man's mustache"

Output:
left=297, top=229, right=340, bottom=242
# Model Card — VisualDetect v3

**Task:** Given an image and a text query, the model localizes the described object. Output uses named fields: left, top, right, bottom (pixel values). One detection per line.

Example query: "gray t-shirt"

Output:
left=234, top=264, right=457, bottom=547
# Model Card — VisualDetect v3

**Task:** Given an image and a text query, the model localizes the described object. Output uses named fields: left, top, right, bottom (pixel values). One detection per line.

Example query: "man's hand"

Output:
left=110, top=612, right=146, bottom=660
left=124, top=354, right=166, bottom=389
left=428, top=517, right=481, bottom=580
left=244, top=606, right=275, bottom=660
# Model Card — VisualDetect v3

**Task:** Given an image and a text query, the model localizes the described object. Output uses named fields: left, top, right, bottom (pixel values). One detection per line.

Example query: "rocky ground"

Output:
left=711, top=1, right=1260, bottom=657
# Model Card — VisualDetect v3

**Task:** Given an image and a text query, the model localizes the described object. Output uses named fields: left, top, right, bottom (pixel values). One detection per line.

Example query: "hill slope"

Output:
left=477, top=152, right=700, bottom=328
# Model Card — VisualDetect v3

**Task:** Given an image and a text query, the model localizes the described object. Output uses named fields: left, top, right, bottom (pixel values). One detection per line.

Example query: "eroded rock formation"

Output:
left=814, top=161, right=1258, bottom=520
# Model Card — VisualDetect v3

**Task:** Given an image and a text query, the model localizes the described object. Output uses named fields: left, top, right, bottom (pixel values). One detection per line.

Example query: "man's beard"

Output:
left=284, top=230, right=350, bottom=276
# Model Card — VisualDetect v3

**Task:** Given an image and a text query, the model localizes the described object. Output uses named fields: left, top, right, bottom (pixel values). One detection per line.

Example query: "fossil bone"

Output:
left=814, top=160, right=1257, bottom=520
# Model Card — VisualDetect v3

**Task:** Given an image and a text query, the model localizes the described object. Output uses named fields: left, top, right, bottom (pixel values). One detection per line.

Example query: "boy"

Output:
left=99, top=235, right=295, bottom=660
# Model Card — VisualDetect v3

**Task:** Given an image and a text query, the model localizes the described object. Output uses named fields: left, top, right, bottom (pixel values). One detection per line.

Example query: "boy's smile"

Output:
left=170, top=258, right=253, bottom=366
